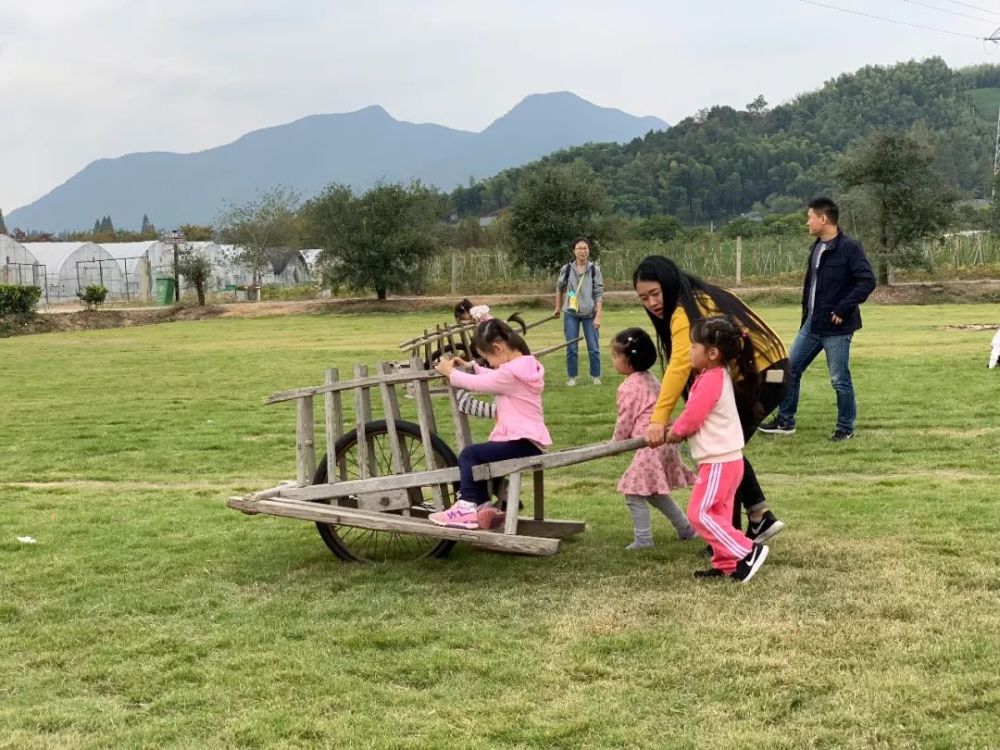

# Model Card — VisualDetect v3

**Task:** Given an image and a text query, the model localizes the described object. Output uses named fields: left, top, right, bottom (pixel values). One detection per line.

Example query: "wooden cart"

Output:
left=398, top=311, right=559, bottom=370
left=228, top=358, right=643, bottom=562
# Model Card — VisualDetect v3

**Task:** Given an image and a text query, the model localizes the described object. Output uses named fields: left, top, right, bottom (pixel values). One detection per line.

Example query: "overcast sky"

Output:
left=2, top=0, right=1000, bottom=213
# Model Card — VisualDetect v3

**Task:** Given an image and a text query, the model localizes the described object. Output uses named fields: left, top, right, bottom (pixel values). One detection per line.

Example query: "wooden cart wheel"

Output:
left=312, top=419, right=459, bottom=562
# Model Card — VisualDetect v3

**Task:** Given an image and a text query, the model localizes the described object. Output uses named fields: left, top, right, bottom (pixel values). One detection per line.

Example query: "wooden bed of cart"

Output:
left=227, top=356, right=643, bottom=562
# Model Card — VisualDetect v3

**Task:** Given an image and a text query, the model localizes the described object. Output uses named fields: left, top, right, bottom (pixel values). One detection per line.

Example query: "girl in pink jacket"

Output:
left=666, top=317, right=770, bottom=582
left=431, top=319, right=551, bottom=530
left=611, top=328, right=696, bottom=549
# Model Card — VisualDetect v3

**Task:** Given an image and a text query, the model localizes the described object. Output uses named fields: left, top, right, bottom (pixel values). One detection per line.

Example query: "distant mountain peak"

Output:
left=6, top=92, right=668, bottom=231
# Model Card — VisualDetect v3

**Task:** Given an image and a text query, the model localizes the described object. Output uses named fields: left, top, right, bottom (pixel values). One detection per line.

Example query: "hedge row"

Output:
left=0, top=285, right=42, bottom=315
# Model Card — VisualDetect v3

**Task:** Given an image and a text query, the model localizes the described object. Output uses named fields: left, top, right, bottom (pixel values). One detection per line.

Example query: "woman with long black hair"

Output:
left=633, top=256, right=789, bottom=541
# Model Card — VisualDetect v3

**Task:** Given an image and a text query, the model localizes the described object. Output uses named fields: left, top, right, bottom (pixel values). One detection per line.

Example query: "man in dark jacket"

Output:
left=759, top=197, right=876, bottom=441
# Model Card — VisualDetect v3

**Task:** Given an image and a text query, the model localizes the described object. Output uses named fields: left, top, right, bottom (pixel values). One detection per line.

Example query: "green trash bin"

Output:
left=155, top=277, right=176, bottom=305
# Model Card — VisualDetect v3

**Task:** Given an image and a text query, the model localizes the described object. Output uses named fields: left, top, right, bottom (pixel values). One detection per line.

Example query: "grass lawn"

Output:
left=2, top=303, right=1000, bottom=749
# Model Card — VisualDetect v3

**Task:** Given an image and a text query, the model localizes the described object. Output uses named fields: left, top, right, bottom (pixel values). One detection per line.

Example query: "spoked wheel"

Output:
left=312, top=419, right=459, bottom=562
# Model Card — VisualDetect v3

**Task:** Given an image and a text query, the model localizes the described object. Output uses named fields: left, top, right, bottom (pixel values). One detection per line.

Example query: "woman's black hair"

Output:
left=690, top=315, right=761, bottom=418
left=453, top=298, right=474, bottom=322
left=572, top=236, right=592, bottom=250
left=472, top=318, right=531, bottom=356
left=612, top=327, right=657, bottom=373
left=632, top=255, right=785, bottom=365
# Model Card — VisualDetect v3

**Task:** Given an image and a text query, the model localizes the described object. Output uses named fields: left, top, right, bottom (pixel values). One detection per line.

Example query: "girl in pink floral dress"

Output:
left=611, top=328, right=697, bottom=549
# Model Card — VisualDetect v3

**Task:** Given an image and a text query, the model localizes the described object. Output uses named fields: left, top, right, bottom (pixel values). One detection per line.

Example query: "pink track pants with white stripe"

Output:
left=687, top=460, right=752, bottom=575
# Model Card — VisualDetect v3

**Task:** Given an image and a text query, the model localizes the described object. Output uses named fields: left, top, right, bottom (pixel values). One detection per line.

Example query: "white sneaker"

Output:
left=592, top=377, right=601, bottom=385
left=566, top=378, right=577, bottom=387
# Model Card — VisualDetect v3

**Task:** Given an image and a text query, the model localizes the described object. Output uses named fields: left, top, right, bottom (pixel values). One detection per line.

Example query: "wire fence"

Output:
left=423, top=233, right=1000, bottom=295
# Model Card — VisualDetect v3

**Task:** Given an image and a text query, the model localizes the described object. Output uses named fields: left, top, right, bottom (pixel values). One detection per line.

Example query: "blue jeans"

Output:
left=777, top=321, right=857, bottom=432
left=458, top=439, right=542, bottom=503
left=563, top=312, right=601, bottom=378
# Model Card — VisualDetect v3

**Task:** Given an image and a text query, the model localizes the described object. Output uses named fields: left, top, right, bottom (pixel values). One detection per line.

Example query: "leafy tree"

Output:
left=632, top=213, right=683, bottom=243
left=140, top=214, right=156, bottom=236
left=77, top=284, right=108, bottom=310
left=215, top=187, right=301, bottom=301
left=746, top=94, right=769, bottom=116
left=837, top=130, right=957, bottom=285
left=175, top=248, right=214, bottom=306
left=178, top=224, right=214, bottom=241
left=301, top=181, right=444, bottom=300
left=506, top=164, right=611, bottom=272
left=452, top=216, right=485, bottom=250
left=0, top=208, right=6, bottom=235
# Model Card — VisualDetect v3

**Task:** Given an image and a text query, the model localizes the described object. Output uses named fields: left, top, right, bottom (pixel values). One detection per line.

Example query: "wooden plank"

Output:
left=458, top=325, right=473, bottom=358
left=354, top=365, right=377, bottom=479
left=522, top=312, right=559, bottom=332
left=503, top=471, right=521, bottom=535
left=244, top=481, right=296, bottom=503
left=422, top=329, right=432, bottom=369
left=266, top=370, right=442, bottom=405
left=446, top=385, right=473, bottom=452
left=514, top=518, right=586, bottom=539
left=375, top=361, right=408, bottom=474
left=227, top=496, right=559, bottom=556
left=533, top=336, right=583, bottom=359
left=324, top=368, right=343, bottom=483
left=354, top=490, right=412, bottom=512
left=474, top=438, right=646, bottom=480
left=280, top=466, right=461, bottom=501
left=295, top=396, right=317, bottom=486
left=411, top=355, right=447, bottom=510
left=533, top=470, right=544, bottom=520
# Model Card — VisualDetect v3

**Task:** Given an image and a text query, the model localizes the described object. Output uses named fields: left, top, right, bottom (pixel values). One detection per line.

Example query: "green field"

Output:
left=2, top=304, right=1000, bottom=748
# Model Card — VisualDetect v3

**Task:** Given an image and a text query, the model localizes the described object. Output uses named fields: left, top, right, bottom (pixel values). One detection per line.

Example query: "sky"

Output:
left=2, top=0, right=1000, bottom=213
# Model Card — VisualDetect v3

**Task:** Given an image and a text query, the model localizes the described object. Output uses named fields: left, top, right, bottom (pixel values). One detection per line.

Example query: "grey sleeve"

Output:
left=592, top=264, right=604, bottom=299
left=556, top=264, right=568, bottom=292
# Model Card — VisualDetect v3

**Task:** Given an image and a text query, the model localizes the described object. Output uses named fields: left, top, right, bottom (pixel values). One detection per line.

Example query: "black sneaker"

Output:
left=732, top=543, right=769, bottom=583
left=757, top=419, right=795, bottom=435
left=693, top=568, right=726, bottom=578
left=830, top=429, right=854, bottom=442
left=746, top=511, right=785, bottom=543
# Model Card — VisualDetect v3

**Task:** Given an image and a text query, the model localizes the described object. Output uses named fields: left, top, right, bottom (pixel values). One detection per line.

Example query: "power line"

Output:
left=944, top=0, right=1000, bottom=19
left=799, top=0, right=992, bottom=39
left=902, top=0, right=997, bottom=24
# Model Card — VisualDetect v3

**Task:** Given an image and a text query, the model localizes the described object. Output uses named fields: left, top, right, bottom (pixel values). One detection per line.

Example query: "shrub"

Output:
left=77, top=284, right=108, bottom=310
left=0, top=284, right=42, bottom=315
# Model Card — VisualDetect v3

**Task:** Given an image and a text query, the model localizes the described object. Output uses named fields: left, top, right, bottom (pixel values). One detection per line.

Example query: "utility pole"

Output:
left=994, top=107, right=1000, bottom=197
left=165, top=229, right=185, bottom=302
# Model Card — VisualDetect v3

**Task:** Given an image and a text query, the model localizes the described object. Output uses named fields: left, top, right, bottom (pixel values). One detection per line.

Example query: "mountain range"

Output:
left=5, top=92, right=667, bottom=232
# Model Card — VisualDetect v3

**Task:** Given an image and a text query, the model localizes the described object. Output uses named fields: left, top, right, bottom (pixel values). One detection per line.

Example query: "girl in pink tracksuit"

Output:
left=430, top=319, right=551, bottom=530
left=666, top=316, right=771, bottom=582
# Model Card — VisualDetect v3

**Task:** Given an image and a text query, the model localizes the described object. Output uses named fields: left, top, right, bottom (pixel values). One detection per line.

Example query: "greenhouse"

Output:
left=0, top=235, right=45, bottom=290
left=23, top=242, right=125, bottom=302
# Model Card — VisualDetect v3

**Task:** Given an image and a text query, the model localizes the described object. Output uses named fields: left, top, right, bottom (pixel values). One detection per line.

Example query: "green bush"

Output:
left=0, top=284, right=42, bottom=315
left=77, top=284, right=108, bottom=310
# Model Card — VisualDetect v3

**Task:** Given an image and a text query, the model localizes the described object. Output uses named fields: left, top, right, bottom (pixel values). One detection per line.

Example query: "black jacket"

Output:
left=800, top=230, right=876, bottom=336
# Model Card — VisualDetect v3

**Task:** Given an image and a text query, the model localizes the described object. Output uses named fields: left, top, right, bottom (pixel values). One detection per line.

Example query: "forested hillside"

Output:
left=452, top=58, right=1000, bottom=223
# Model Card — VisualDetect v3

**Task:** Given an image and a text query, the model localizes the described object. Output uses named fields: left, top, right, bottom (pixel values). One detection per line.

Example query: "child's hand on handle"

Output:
left=665, top=426, right=683, bottom=444
left=645, top=422, right=667, bottom=447
left=434, top=358, right=456, bottom=377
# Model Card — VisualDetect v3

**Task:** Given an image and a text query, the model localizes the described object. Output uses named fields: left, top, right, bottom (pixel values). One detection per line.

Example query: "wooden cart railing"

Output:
left=227, top=357, right=642, bottom=562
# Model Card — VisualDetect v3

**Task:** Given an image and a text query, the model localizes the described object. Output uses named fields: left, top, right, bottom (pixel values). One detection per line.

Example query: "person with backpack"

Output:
left=554, top=237, right=604, bottom=386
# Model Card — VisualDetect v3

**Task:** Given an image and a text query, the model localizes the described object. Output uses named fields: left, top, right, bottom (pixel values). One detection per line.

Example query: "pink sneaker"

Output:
left=476, top=504, right=506, bottom=530
left=429, top=500, right=480, bottom=529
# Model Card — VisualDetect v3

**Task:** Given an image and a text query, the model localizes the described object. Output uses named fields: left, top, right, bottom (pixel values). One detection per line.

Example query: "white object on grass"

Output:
left=990, top=327, right=1000, bottom=370
left=16, top=536, right=37, bottom=544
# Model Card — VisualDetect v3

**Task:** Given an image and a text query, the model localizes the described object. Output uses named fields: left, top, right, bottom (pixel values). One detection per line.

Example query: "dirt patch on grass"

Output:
left=938, top=323, right=1000, bottom=332
left=8, top=279, right=1000, bottom=338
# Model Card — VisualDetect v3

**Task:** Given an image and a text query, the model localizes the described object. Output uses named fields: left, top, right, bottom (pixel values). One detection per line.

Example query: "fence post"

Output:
left=451, top=249, right=458, bottom=295
left=735, top=236, right=743, bottom=286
